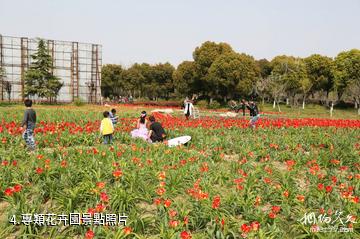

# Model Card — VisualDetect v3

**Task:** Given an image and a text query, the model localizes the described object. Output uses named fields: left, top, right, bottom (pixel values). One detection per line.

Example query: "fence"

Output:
left=0, top=34, right=102, bottom=103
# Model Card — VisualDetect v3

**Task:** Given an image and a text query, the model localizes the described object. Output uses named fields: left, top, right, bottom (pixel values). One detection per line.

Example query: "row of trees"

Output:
left=0, top=39, right=63, bottom=102
left=102, top=63, right=175, bottom=100
left=102, top=41, right=360, bottom=110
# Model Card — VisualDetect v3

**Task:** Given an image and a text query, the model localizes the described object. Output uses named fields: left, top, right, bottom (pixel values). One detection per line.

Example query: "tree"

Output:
left=173, top=61, right=199, bottom=97
left=101, top=64, right=124, bottom=98
left=271, top=56, right=307, bottom=105
left=299, top=77, right=312, bottom=109
left=268, top=74, right=288, bottom=112
left=24, top=39, right=63, bottom=102
left=255, top=77, right=271, bottom=105
left=193, top=41, right=234, bottom=101
left=150, top=63, right=175, bottom=100
left=208, top=52, right=258, bottom=102
left=256, top=58, right=272, bottom=79
left=346, top=80, right=360, bottom=114
left=333, top=49, right=360, bottom=101
left=304, top=54, right=334, bottom=103
left=121, top=63, right=146, bottom=98
left=255, top=59, right=272, bottom=105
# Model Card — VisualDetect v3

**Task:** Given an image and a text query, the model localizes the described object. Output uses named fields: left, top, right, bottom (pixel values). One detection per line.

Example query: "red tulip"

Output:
left=4, top=188, right=14, bottom=196
left=153, top=198, right=162, bottom=205
left=212, top=195, right=221, bottom=209
left=241, top=223, right=251, bottom=233
left=112, top=169, right=122, bottom=178
left=251, top=221, right=260, bottom=231
left=325, top=185, right=333, bottom=193
left=163, top=199, right=171, bottom=208
left=180, top=231, right=192, bottom=239
left=123, top=227, right=132, bottom=235
left=169, top=220, right=179, bottom=228
left=13, top=184, right=22, bottom=193
left=85, top=229, right=94, bottom=239
left=100, top=192, right=109, bottom=202
left=36, top=167, right=44, bottom=174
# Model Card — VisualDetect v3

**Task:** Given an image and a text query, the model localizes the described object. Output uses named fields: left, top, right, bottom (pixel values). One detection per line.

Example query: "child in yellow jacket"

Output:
left=100, top=111, right=114, bottom=144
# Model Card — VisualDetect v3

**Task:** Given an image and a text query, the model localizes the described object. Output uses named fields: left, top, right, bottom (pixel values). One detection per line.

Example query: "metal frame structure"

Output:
left=0, top=34, right=102, bottom=103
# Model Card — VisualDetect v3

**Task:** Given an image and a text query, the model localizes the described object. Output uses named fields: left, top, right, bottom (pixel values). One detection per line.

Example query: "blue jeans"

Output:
left=22, top=128, right=35, bottom=150
left=103, top=134, right=113, bottom=144
left=250, top=114, right=260, bottom=128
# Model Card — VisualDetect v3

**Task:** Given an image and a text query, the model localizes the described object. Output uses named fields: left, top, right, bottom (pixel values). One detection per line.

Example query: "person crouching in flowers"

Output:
left=147, top=115, right=166, bottom=143
left=100, top=111, right=114, bottom=144
left=130, top=111, right=149, bottom=141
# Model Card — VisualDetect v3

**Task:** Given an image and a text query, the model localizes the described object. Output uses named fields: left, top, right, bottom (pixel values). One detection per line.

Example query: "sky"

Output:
left=1, top=0, right=359, bottom=66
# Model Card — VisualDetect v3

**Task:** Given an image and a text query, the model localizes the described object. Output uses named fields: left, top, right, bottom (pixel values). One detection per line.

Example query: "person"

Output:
left=147, top=115, right=166, bottom=143
left=184, top=99, right=195, bottom=120
left=109, top=108, right=118, bottom=125
left=240, top=99, right=246, bottom=116
left=246, top=101, right=260, bottom=128
left=130, top=111, right=149, bottom=140
left=21, top=99, right=36, bottom=151
left=100, top=111, right=114, bottom=144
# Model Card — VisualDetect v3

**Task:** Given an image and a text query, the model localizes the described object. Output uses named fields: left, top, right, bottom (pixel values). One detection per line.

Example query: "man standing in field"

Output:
left=21, top=99, right=36, bottom=151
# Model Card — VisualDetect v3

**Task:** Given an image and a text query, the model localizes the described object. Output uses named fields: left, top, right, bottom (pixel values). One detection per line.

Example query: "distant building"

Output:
left=0, top=34, right=102, bottom=103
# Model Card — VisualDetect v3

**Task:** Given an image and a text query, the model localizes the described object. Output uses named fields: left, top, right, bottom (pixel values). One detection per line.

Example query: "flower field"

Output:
left=0, top=105, right=360, bottom=239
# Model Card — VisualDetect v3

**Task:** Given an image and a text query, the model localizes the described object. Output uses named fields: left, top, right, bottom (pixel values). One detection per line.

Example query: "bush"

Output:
left=207, top=100, right=221, bottom=109
left=73, top=97, right=85, bottom=106
left=195, top=100, right=208, bottom=108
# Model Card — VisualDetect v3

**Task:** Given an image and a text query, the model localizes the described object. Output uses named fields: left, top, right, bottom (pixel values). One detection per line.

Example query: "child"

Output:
left=147, top=115, right=166, bottom=143
left=100, top=111, right=114, bottom=144
left=130, top=111, right=149, bottom=141
left=109, top=108, right=118, bottom=125
left=21, top=99, right=36, bottom=151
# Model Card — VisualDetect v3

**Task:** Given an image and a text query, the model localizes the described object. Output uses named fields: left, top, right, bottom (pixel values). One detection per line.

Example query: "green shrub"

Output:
left=207, top=100, right=221, bottom=109
left=73, top=97, right=85, bottom=106
left=195, top=100, right=208, bottom=108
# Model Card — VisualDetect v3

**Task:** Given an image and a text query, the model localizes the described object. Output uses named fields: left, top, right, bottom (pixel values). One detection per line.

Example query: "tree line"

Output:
left=102, top=41, right=360, bottom=110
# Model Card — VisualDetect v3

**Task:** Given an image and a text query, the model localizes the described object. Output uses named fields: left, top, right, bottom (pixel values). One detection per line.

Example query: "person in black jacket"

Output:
left=240, top=99, right=246, bottom=116
left=246, top=101, right=260, bottom=128
left=21, top=99, right=36, bottom=151
left=147, top=115, right=167, bottom=143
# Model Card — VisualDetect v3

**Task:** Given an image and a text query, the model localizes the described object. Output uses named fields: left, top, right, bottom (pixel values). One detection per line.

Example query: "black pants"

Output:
left=151, top=134, right=165, bottom=143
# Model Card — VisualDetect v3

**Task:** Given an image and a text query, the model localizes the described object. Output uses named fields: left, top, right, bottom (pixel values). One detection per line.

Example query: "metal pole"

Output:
left=0, top=34, right=3, bottom=101
left=21, top=37, right=28, bottom=101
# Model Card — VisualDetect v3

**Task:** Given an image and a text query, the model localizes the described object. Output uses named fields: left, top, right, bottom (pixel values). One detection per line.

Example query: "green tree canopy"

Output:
left=208, top=52, right=258, bottom=101
left=101, top=64, right=124, bottom=98
left=334, top=49, right=360, bottom=99
left=173, top=61, right=199, bottom=97
left=193, top=41, right=234, bottom=98
left=256, top=58, right=272, bottom=79
left=270, top=55, right=306, bottom=101
left=304, top=54, right=334, bottom=96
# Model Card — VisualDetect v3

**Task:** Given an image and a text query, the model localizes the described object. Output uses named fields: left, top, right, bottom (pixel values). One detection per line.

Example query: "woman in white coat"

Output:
left=184, top=99, right=194, bottom=120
